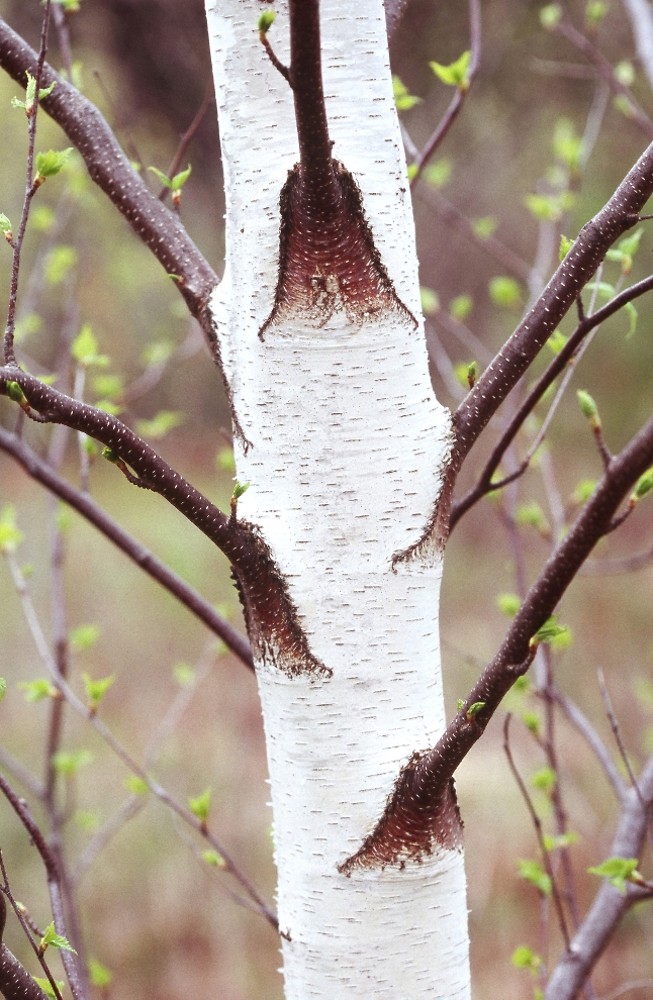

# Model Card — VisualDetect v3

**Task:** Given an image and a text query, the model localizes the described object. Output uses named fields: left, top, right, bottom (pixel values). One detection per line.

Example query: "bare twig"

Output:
left=454, top=143, right=653, bottom=466
left=503, top=716, right=571, bottom=948
left=450, top=273, right=653, bottom=527
left=410, top=0, right=481, bottom=187
left=0, top=427, right=253, bottom=668
left=553, top=691, right=627, bottom=802
left=544, top=756, right=653, bottom=1000
left=0, top=19, right=218, bottom=322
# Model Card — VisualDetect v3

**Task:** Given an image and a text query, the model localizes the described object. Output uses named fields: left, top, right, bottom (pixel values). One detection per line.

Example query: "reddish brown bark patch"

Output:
left=260, top=160, right=416, bottom=336
left=339, top=753, right=463, bottom=875
left=231, top=521, right=330, bottom=679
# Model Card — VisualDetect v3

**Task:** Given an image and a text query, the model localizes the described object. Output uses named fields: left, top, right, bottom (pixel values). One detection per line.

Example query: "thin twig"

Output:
left=0, top=427, right=253, bottom=668
left=597, top=669, right=644, bottom=806
left=410, top=0, right=481, bottom=187
left=503, top=715, right=571, bottom=949
left=552, top=690, right=627, bottom=802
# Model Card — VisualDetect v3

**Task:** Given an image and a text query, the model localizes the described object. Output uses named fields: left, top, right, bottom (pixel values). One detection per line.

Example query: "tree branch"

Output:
left=344, top=414, right=653, bottom=867
left=450, top=273, right=653, bottom=527
left=0, top=17, right=218, bottom=321
left=454, top=141, right=653, bottom=463
left=0, top=427, right=253, bottom=669
left=544, top=755, right=653, bottom=1000
left=410, top=0, right=481, bottom=186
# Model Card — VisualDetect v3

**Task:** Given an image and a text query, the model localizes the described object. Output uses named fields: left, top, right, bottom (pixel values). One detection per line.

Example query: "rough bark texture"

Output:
left=204, top=2, right=470, bottom=997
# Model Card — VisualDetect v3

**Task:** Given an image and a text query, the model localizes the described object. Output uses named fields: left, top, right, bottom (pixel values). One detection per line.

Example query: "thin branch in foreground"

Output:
left=343, top=415, right=653, bottom=869
left=450, top=271, right=653, bottom=527
left=0, top=430, right=253, bottom=665
left=410, top=0, right=481, bottom=187
left=454, top=143, right=653, bottom=465
left=0, top=19, right=218, bottom=321
left=2, top=550, right=275, bottom=931
left=544, top=755, right=653, bottom=1000
left=503, top=715, right=571, bottom=949
left=3, top=6, right=51, bottom=367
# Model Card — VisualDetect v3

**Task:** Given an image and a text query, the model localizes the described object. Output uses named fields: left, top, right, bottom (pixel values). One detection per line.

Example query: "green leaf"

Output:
left=511, top=944, right=542, bottom=971
left=524, top=193, right=557, bottom=222
left=543, top=831, right=579, bottom=851
left=531, top=766, right=557, bottom=793
left=553, top=117, right=582, bottom=173
left=142, top=339, right=174, bottom=366
left=572, top=478, right=596, bottom=504
left=547, top=329, right=567, bottom=354
left=258, top=8, right=276, bottom=33
left=40, top=922, right=77, bottom=955
left=472, top=216, right=497, bottom=239
left=35, top=147, right=74, bottom=179
left=135, top=410, right=185, bottom=439
left=585, top=0, right=609, bottom=27
left=633, top=468, right=653, bottom=501
left=606, top=229, right=642, bottom=275
left=125, top=775, right=149, bottom=796
left=33, top=977, right=66, bottom=999
left=430, top=50, right=472, bottom=89
left=577, top=389, right=600, bottom=427
left=539, top=4, right=562, bottom=29
left=148, top=165, right=191, bottom=191
left=489, top=275, right=522, bottom=309
left=71, top=323, right=104, bottom=366
left=70, top=623, right=100, bottom=652
left=588, top=856, right=640, bottom=893
left=497, top=593, right=521, bottom=617
left=559, top=234, right=573, bottom=260
left=420, top=287, right=439, bottom=314
left=0, top=678, right=6, bottom=700
left=423, top=159, right=452, bottom=188
left=52, top=748, right=93, bottom=775
left=188, top=787, right=212, bottom=824
left=0, top=213, right=12, bottom=237
left=0, top=505, right=23, bottom=553
left=20, top=678, right=58, bottom=702
left=449, top=294, right=473, bottom=321
left=82, top=672, right=115, bottom=710
left=466, top=701, right=486, bottom=719
left=202, top=849, right=226, bottom=869
left=45, top=245, right=78, bottom=285
left=173, top=662, right=196, bottom=687
left=518, top=859, right=552, bottom=896
left=392, top=75, right=421, bottom=112
left=521, top=710, right=541, bottom=735
left=516, top=501, right=549, bottom=533
left=531, top=617, right=568, bottom=647
left=216, top=447, right=236, bottom=473
left=615, top=60, right=635, bottom=87
left=89, top=959, right=112, bottom=988
left=232, top=480, right=250, bottom=500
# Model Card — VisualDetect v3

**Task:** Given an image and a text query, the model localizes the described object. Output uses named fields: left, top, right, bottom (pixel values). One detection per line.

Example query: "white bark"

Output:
left=204, top=1, right=470, bottom=996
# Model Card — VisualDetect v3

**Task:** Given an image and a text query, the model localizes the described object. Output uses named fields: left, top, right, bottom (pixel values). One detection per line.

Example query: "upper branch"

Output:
left=454, top=140, right=653, bottom=464
left=0, top=17, right=218, bottom=320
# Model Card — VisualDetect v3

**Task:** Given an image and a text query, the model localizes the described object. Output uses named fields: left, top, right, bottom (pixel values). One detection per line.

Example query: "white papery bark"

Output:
left=204, top=1, right=470, bottom=997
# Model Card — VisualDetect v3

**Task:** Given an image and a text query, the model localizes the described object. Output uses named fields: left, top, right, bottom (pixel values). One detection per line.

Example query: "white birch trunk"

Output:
left=204, top=2, right=471, bottom=996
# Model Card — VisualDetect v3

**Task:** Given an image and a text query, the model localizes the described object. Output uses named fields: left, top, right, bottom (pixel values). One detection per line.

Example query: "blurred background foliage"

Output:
left=1, top=0, right=652, bottom=997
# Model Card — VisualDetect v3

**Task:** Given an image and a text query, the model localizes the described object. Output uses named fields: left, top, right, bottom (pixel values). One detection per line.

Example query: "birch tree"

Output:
left=1, top=2, right=653, bottom=999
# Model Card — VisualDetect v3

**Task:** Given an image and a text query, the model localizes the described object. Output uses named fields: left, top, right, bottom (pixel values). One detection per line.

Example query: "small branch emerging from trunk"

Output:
left=344, top=415, right=653, bottom=870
